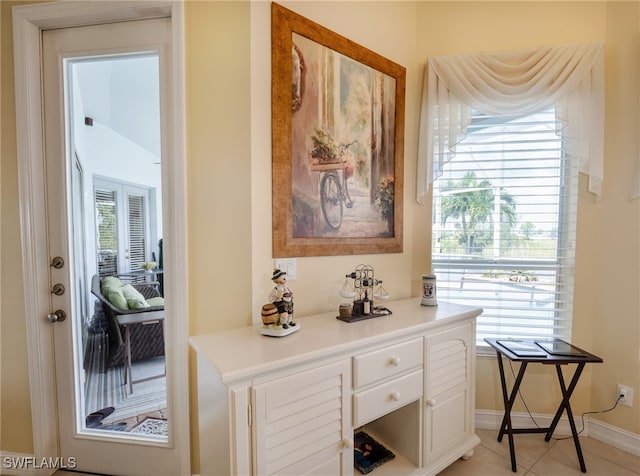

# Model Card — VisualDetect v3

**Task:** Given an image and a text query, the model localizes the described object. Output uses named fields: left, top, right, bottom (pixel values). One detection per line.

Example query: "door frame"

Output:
left=12, top=2, right=190, bottom=474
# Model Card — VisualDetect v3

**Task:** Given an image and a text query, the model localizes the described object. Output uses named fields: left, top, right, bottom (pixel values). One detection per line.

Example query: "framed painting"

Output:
left=272, top=2, right=405, bottom=257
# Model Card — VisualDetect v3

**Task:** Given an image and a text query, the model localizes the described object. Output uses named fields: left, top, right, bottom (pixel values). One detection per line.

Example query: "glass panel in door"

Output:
left=69, top=55, right=168, bottom=439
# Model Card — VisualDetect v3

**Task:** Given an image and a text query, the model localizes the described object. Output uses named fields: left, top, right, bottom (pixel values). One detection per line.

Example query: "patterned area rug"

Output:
left=130, top=417, right=168, bottom=437
left=84, top=331, right=167, bottom=424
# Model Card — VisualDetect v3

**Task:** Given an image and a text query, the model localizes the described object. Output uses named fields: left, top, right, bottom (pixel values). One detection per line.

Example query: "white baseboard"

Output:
left=588, top=418, right=640, bottom=457
left=475, top=410, right=640, bottom=457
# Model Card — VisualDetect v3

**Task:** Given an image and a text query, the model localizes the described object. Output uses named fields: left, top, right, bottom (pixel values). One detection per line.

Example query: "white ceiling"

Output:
left=72, top=55, right=161, bottom=159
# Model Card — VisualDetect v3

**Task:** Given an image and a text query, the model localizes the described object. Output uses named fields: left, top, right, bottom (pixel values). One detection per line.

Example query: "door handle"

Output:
left=47, top=309, right=67, bottom=323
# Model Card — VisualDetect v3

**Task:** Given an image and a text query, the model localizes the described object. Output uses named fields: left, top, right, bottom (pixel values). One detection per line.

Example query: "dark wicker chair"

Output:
left=91, top=274, right=165, bottom=367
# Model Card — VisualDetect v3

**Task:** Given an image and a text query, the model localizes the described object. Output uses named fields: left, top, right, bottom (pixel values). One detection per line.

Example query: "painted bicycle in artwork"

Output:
left=308, top=129, right=357, bottom=229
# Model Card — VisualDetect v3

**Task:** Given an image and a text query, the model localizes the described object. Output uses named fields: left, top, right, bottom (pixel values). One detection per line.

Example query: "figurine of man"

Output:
left=269, top=269, right=296, bottom=329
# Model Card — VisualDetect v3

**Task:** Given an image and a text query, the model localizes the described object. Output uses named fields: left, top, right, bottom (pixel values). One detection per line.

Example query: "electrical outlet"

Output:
left=617, top=384, right=634, bottom=407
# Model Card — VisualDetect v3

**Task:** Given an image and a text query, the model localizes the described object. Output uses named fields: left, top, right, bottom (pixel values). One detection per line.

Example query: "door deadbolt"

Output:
left=50, top=256, right=64, bottom=269
left=52, top=283, right=65, bottom=296
left=47, top=309, right=67, bottom=323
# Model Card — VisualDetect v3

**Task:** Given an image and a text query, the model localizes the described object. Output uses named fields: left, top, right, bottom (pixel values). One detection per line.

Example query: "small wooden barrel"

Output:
left=261, top=303, right=279, bottom=324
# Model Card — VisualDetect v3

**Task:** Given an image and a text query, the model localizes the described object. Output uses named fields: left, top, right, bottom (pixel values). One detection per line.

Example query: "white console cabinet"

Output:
left=190, top=299, right=482, bottom=476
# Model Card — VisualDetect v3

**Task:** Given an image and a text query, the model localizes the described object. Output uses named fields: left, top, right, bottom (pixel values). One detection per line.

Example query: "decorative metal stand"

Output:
left=336, top=264, right=391, bottom=323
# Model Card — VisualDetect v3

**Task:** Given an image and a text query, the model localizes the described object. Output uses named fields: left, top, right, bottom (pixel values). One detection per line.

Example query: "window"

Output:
left=95, top=188, right=118, bottom=276
left=418, top=43, right=603, bottom=350
left=94, top=178, right=156, bottom=277
left=127, top=193, right=147, bottom=271
left=431, top=108, right=578, bottom=349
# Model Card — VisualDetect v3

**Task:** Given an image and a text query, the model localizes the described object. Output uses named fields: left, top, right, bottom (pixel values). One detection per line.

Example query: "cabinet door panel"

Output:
left=425, top=324, right=471, bottom=397
left=424, top=323, right=473, bottom=465
left=425, top=391, right=467, bottom=454
left=267, top=401, right=341, bottom=438
left=253, top=361, right=352, bottom=476
left=429, top=338, right=467, bottom=396
left=268, top=380, right=342, bottom=423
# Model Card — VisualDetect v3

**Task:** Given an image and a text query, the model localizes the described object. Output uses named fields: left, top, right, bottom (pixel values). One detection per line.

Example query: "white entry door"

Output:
left=13, top=2, right=189, bottom=475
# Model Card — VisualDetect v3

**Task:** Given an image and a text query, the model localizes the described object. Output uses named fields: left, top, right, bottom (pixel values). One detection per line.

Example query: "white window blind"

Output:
left=431, top=108, right=578, bottom=348
left=95, top=189, right=118, bottom=277
left=127, top=193, right=147, bottom=271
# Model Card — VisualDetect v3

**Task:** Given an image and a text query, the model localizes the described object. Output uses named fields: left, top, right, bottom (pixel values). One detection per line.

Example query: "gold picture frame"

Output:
left=272, top=3, right=405, bottom=257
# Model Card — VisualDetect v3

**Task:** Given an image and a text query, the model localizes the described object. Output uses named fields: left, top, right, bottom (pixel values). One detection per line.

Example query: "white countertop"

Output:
left=189, top=298, right=482, bottom=384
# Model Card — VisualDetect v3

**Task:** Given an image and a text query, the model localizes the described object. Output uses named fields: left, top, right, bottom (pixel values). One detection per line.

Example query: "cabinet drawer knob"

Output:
left=426, top=398, right=436, bottom=407
left=389, top=356, right=400, bottom=366
left=342, top=438, right=354, bottom=449
left=390, top=391, right=401, bottom=401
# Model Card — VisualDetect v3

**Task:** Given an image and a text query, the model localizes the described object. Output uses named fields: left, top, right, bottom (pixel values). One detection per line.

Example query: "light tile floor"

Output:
left=54, top=429, right=639, bottom=476
left=437, top=429, right=640, bottom=476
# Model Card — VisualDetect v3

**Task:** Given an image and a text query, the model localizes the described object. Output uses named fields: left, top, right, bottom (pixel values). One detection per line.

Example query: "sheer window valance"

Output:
left=417, top=42, right=605, bottom=203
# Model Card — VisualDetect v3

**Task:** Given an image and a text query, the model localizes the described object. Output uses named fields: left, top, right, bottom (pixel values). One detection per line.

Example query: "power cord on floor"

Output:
left=507, top=360, right=623, bottom=440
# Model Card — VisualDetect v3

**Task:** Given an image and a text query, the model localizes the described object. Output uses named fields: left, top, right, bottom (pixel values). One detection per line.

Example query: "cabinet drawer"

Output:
left=353, top=338, right=422, bottom=389
left=353, top=369, right=423, bottom=427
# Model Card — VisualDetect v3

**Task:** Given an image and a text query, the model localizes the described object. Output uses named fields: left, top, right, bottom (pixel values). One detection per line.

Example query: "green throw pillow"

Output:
left=146, top=297, right=165, bottom=307
left=106, top=288, right=128, bottom=310
left=122, top=284, right=150, bottom=310
left=101, top=276, right=123, bottom=295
